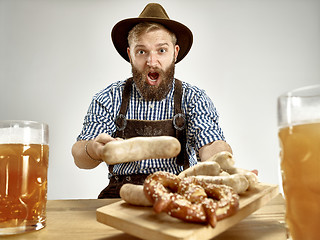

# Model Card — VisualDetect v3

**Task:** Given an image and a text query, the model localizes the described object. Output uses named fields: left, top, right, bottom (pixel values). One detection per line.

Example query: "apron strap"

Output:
left=115, top=78, right=133, bottom=138
left=173, top=79, right=188, bottom=169
left=110, top=78, right=133, bottom=174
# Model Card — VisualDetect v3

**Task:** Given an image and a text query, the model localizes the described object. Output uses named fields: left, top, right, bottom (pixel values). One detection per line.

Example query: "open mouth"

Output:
left=148, top=72, right=159, bottom=81
left=147, top=71, right=160, bottom=85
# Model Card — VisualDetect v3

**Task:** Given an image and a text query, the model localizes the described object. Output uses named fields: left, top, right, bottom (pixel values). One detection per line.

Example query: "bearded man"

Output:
left=72, top=3, right=232, bottom=198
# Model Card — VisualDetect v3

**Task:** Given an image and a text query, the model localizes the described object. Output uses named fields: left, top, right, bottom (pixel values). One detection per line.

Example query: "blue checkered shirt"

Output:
left=77, top=79, right=225, bottom=175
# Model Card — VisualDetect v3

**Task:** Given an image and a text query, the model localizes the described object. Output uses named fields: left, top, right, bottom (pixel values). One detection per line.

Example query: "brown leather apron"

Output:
left=98, top=78, right=188, bottom=198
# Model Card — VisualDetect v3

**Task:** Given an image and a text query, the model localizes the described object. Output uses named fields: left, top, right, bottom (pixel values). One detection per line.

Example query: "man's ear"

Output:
left=127, top=47, right=132, bottom=63
left=174, top=45, right=180, bottom=62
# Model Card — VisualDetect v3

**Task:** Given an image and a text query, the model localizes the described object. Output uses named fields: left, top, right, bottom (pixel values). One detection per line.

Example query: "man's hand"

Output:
left=72, top=133, right=121, bottom=169
left=199, top=140, right=233, bottom=162
left=88, top=133, right=119, bottom=160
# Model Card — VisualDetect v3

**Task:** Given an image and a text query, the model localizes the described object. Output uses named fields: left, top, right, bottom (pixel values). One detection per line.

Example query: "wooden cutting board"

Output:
left=96, top=183, right=278, bottom=240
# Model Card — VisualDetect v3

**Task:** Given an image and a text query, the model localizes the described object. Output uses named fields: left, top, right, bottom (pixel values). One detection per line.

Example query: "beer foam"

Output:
left=278, top=99, right=320, bottom=127
left=278, top=85, right=320, bottom=127
left=0, top=127, right=48, bottom=144
left=285, top=107, right=320, bottom=127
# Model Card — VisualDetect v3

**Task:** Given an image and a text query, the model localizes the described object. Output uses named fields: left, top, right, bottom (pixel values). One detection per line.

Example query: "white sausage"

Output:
left=194, top=174, right=249, bottom=194
left=119, top=184, right=152, bottom=206
left=219, top=171, right=230, bottom=176
left=206, top=151, right=235, bottom=170
left=226, top=167, right=259, bottom=190
left=102, top=136, right=181, bottom=165
left=178, top=161, right=221, bottom=179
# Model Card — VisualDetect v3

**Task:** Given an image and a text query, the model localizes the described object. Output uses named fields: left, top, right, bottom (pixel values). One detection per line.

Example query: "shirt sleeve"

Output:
left=186, top=88, right=225, bottom=153
left=76, top=94, right=118, bottom=141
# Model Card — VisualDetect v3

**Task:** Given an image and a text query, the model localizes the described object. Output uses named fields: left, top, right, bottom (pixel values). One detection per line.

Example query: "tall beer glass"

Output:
left=0, top=120, right=49, bottom=235
left=278, top=85, right=320, bottom=240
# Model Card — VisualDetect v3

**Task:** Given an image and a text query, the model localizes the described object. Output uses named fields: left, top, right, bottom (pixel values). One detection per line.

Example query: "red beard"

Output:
left=131, top=61, right=175, bottom=101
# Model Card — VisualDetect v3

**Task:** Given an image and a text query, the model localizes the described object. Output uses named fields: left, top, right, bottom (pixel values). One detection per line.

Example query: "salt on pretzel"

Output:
left=181, top=177, right=239, bottom=222
left=143, top=171, right=180, bottom=213
left=143, top=171, right=239, bottom=227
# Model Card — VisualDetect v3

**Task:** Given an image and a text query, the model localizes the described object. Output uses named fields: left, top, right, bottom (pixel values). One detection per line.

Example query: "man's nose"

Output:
left=146, top=51, right=158, bottom=67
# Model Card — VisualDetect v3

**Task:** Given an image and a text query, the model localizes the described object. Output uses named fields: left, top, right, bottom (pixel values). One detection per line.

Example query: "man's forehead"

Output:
left=133, top=42, right=170, bottom=49
left=132, top=29, right=174, bottom=46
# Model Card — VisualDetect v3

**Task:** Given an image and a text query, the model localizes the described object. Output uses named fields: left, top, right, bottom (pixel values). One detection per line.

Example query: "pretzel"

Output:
left=185, top=177, right=239, bottom=220
left=143, top=171, right=239, bottom=227
left=143, top=171, right=180, bottom=213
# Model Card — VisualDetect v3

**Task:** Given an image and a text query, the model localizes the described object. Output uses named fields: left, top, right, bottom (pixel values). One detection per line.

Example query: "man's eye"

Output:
left=159, top=49, right=166, bottom=53
left=138, top=50, right=145, bottom=55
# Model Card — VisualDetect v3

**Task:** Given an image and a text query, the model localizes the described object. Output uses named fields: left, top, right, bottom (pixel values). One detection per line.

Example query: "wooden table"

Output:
left=3, top=194, right=286, bottom=240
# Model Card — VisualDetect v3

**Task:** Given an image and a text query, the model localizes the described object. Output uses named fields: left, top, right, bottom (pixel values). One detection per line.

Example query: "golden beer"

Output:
left=279, top=122, right=320, bottom=240
left=0, top=143, right=49, bottom=230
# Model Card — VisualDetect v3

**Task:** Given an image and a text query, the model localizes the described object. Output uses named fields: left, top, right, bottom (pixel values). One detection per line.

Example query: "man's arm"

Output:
left=71, top=133, right=116, bottom=169
left=198, top=140, right=233, bottom=162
